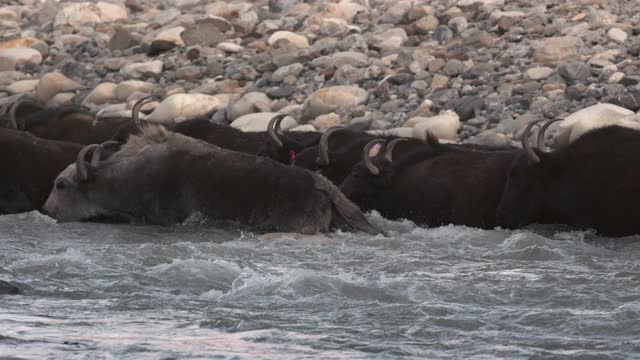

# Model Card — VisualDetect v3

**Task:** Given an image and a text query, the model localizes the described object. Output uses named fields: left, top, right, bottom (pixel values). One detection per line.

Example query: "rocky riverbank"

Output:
left=1, top=0, right=639, bottom=147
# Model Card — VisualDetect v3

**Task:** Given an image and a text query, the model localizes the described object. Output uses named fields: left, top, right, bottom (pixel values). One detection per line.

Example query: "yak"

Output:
left=43, top=125, right=377, bottom=235
left=1, top=97, right=138, bottom=145
left=497, top=122, right=640, bottom=237
left=338, top=125, right=541, bottom=228
left=0, top=128, right=83, bottom=214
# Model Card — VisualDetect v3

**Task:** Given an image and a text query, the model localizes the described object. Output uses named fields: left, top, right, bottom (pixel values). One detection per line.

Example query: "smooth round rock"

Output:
left=230, top=112, right=297, bottom=132
left=83, top=82, right=117, bottom=106
left=36, top=72, right=83, bottom=103
left=0, top=48, right=42, bottom=67
left=302, top=85, right=368, bottom=121
left=146, top=93, right=233, bottom=123
left=268, top=31, right=310, bottom=49
left=6, top=79, right=39, bottom=94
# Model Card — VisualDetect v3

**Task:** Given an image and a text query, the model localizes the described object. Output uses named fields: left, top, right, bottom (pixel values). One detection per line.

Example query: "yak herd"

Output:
left=1, top=95, right=640, bottom=238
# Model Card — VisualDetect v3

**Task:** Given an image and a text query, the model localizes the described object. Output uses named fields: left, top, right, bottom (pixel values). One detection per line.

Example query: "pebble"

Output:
left=525, top=67, right=554, bottom=80
left=607, top=28, right=628, bottom=43
left=268, top=31, right=310, bottom=49
left=120, top=60, right=163, bottom=78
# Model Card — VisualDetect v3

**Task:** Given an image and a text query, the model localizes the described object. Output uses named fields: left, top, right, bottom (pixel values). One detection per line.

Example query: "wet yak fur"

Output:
left=497, top=125, right=640, bottom=237
left=43, top=125, right=377, bottom=234
left=0, top=128, right=82, bottom=214
left=340, top=136, right=523, bottom=229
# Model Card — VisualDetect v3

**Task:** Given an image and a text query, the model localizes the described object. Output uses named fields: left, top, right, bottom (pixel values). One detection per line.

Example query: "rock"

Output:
left=47, top=92, right=75, bottom=107
left=0, top=48, right=42, bottom=67
left=607, top=28, right=627, bottom=44
left=268, top=31, right=309, bottom=49
left=415, top=15, right=439, bottom=34
left=464, top=131, right=510, bottom=148
left=406, top=110, right=461, bottom=141
left=216, top=42, right=243, bottom=53
left=433, top=25, right=453, bottom=44
left=448, top=16, right=467, bottom=34
left=525, top=67, right=554, bottom=80
left=181, top=20, right=224, bottom=47
left=312, top=112, right=341, bottom=129
left=271, top=63, right=303, bottom=82
left=558, top=62, right=591, bottom=82
left=6, top=79, right=39, bottom=94
left=108, top=28, right=135, bottom=50
left=228, top=92, right=272, bottom=121
left=120, top=60, right=163, bottom=78
left=54, top=2, right=128, bottom=28
left=332, top=52, right=368, bottom=68
left=554, top=103, right=635, bottom=147
left=535, top=36, right=582, bottom=64
left=230, top=112, right=297, bottom=132
left=453, top=96, right=485, bottom=121
left=82, top=82, right=117, bottom=106
left=374, top=28, right=407, bottom=50
left=463, top=30, right=495, bottom=48
left=267, top=85, right=295, bottom=98
left=607, top=72, right=625, bottom=84
left=36, top=73, right=83, bottom=103
left=0, top=38, right=38, bottom=49
left=114, top=80, right=154, bottom=101
left=442, top=59, right=465, bottom=76
left=175, top=65, right=201, bottom=81
left=153, top=27, right=185, bottom=47
left=147, top=94, right=233, bottom=123
left=430, top=74, right=449, bottom=90
left=290, top=124, right=316, bottom=132
left=302, top=85, right=368, bottom=122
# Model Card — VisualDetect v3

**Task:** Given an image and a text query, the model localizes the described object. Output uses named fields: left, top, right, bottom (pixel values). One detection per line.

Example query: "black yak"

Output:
left=0, top=128, right=83, bottom=214
left=43, top=125, right=377, bottom=234
left=497, top=122, right=640, bottom=237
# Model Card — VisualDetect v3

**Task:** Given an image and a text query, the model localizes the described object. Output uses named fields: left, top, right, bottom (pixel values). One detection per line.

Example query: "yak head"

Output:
left=43, top=141, right=129, bottom=223
left=496, top=119, right=561, bottom=229
left=259, top=114, right=322, bottom=165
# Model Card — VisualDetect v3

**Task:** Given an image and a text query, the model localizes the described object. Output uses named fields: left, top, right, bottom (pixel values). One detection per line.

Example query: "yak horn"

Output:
left=267, top=114, right=287, bottom=148
left=317, top=126, right=343, bottom=166
left=522, top=120, right=545, bottom=164
left=384, top=138, right=408, bottom=162
left=90, top=140, right=120, bottom=166
left=536, top=118, right=563, bottom=150
left=132, top=96, right=155, bottom=131
left=363, top=139, right=386, bottom=176
left=75, top=144, right=101, bottom=181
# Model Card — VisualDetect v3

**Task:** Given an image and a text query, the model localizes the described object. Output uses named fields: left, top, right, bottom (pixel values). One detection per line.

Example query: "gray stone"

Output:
left=442, top=59, right=465, bottom=76
left=558, top=62, right=591, bottom=82
left=181, top=20, right=224, bottom=47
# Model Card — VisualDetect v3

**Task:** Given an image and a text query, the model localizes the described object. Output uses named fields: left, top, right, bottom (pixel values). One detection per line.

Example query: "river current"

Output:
left=1, top=211, right=639, bottom=359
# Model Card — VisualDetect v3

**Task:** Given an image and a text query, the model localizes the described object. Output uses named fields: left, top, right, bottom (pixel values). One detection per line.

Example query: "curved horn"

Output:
left=522, top=120, right=545, bottom=164
left=317, top=126, right=343, bottom=166
left=7, top=102, right=20, bottom=130
left=384, top=138, right=408, bottom=162
left=274, top=113, right=286, bottom=136
left=75, top=144, right=100, bottom=181
left=363, top=139, right=386, bottom=176
left=132, top=96, right=155, bottom=131
left=89, top=141, right=120, bottom=167
left=536, top=118, right=563, bottom=150
left=267, top=114, right=287, bottom=148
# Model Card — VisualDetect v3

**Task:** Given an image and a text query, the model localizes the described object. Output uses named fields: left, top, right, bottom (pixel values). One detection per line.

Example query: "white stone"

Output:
left=83, top=82, right=117, bottom=106
left=366, top=127, right=415, bottom=138
left=120, top=60, right=163, bottom=78
left=607, top=27, right=627, bottom=44
left=54, top=2, right=128, bottom=28
left=36, top=72, right=84, bottom=103
left=554, top=103, right=635, bottom=147
left=268, top=31, right=309, bottom=49
left=216, top=42, right=243, bottom=53
left=302, top=85, right=368, bottom=121
left=290, top=124, right=317, bottom=132
left=408, top=110, right=461, bottom=141
left=525, top=67, right=554, bottom=80
left=0, top=47, right=42, bottom=67
left=230, top=112, right=297, bottom=132
left=6, top=79, right=39, bottom=94
left=114, top=80, right=155, bottom=101
left=146, top=93, right=233, bottom=123
left=227, top=92, right=272, bottom=121
left=312, top=112, right=341, bottom=129
left=46, top=92, right=75, bottom=108
left=607, top=72, right=625, bottom=84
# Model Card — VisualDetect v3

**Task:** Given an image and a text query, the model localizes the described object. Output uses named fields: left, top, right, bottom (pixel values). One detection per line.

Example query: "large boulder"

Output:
left=36, top=72, right=84, bottom=103
left=230, top=112, right=297, bottom=132
left=554, top=103, right=636, bottom=147
left=301, top=85, right=368, bottom=122
left=146, top=94, right=233, bottom=123
left=54, top=2, right=128, bottom=28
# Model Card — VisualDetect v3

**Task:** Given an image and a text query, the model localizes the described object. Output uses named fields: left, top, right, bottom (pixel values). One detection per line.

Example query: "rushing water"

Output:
left=1, top=211, right=639, bottom=359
